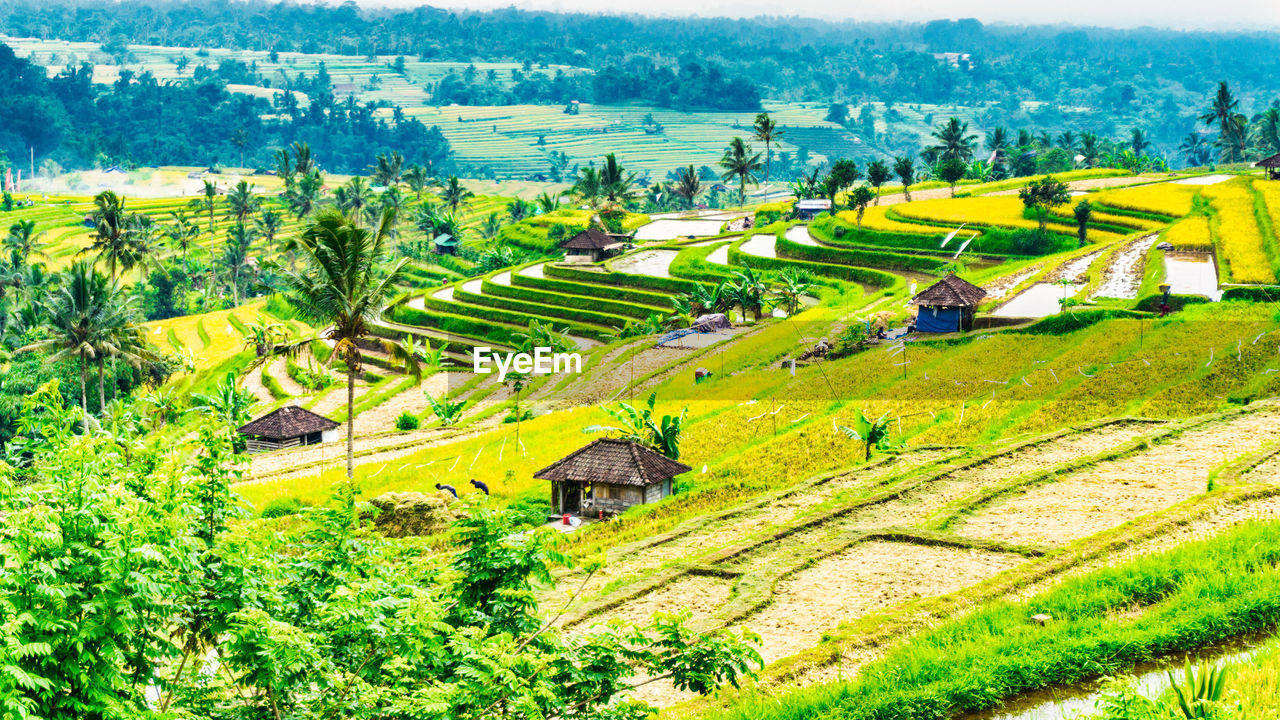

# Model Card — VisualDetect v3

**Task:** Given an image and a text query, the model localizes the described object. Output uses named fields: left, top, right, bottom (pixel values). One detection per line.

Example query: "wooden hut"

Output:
left=432, top=233, right=459, bottom=255
left=560, top=228, right=625, bottom=263
left=794, top=198, right=833, bottom=220
left=237, top=406, right=340, bottom=453
left=910, top=274, right=987, bottom=333
left=1255, top=152, right=1280, bottom=180
left=534, top=438, right=691, bottom=517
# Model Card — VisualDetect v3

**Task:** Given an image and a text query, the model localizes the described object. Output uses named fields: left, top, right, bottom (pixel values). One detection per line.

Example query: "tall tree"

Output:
left=335, top=177, right=376, bottom=224
left=1199, top=81, right=1246, bottom=163
left=672, top=164, right=703, bottom=209
left=279, top=209, right=407, bottom=478
left=402, top=164, right=431, bottom=199
left=752, top=112, right=784, bottom=189
left=866, top=160, right=891, bottom=205
left=893, top=156, right=915, bottom=202
left=224, top=180, right=261, bottom=225
left=599, top=153, right=639, bottom=205
left=719, top=137, right=763, bottom=206
left=370, top=151, right=404, bottom=187
left=929, top=117, right=978, bottom=162
left=440, top=175, right=473, bottom=214
left=5, top=219, right=46, bottom=267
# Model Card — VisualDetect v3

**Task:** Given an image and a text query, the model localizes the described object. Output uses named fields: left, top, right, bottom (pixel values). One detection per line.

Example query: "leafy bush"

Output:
left=261, top=497, right=303, bottom=518
left=395, top=411, right=421, bottom=431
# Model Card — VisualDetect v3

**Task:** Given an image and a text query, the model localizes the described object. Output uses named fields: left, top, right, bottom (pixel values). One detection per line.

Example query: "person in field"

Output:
left=470, top=478, right=490, bottom=495
left=435, top=483, right=457, bottom=498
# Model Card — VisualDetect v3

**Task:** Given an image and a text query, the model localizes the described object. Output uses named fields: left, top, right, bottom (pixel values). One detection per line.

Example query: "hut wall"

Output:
left=916, top=305, right=964, bottom=333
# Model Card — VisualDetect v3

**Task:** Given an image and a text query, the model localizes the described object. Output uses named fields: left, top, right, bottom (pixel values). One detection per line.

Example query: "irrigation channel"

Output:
left=977, top=639, right=1260, bottom=720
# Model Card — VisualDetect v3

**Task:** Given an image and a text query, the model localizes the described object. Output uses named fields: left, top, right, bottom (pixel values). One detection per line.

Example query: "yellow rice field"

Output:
left=1093, top=182, right=1199, bottom=218
left=1202, top=179, right=1275, bottom=284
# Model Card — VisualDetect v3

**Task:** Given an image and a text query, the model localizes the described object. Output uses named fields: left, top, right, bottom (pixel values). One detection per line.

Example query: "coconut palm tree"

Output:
left=284, top=170, right=324, bottom=220
left=225, top=180, right=261, bottom=225
left=1252, top=107, right=1280, bottom=156
left=535, top=192, right=561, bottom=214
left=866, top=160, right=891, bottom=205
left=80, top=191, right=161, bottom=279
left=166, top=210, right=200, bottom=260
left=5, top=219, right=45, bottom=267
left=892, top=156, right=915, bottom=202
left=672, top=165, right=703, bottom=209
left=571, top=167, right=603, bottom=206
left=335, top=177, right=376, bottom=224
left=279, top=208, right=408, bottom=478
left=19, top=262, right=133, bottom=433
left=195, top=179, right=219, bottom=235
left=255, top=208, right=284, bottom=251
left=1200, top=81, right=1246, bottom=163
left=440, top=175, right=473, bottom=214
left=719, top=137, right=763, bottom=206
left=599, top=153, right=638, bottom=205
left=1179, top=133, right=1212, bottom=167
left=1079, top=132, right=1103, bottom=168
left=1130, top=128, right=1153, bottom=157
left=221, top=223, right=254, bottom=306
left=370, top=151, right=404, bottom=187
left=752, top=112, right=784, bottom=189
left=507, top=198, right=535, bottom=222
left=929, top=117, right=978, bottom=162
left=402, top=164, right=431, bottom=200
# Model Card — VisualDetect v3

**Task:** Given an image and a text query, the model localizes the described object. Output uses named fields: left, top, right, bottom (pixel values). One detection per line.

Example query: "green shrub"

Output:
left=261, top=497, right=303, bottom=518
left=1221, top=286, right=1280, bottom=302
left=395, top=411, right=421, bottom=431
left=776, top=232, right=948, bottom=272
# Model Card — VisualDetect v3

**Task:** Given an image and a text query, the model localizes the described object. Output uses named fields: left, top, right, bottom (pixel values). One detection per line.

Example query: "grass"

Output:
left=702, top=519, right=1280, bottom=720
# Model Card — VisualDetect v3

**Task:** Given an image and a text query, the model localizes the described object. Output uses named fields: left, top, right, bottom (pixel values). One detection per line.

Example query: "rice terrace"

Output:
left=2, top=1, right=1280, bottom=718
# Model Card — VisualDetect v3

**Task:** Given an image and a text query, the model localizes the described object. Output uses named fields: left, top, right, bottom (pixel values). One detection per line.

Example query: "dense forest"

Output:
left=0, top=43, right=451, bottom=174
left=5, top=0, right=1280, bottom=143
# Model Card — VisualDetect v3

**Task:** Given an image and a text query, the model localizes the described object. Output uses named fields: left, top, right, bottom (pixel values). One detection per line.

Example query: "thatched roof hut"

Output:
left=560, top=228, right=627, bottom=263
left=237, top=406, right=340, bottom=453
left=1255, top=152, right=1280, bottom=179
left=910, top=274, right=987, bottom=333
left=534, top=438, right=690, bottom=516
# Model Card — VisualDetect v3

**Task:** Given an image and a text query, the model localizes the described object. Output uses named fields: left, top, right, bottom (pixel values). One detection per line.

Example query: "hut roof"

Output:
left=533, top=438, right=691, bottom=486
left=237, top=405, right=338, bottom=440
left=795, top=198, right=833, bottom=210
left=560, top=228, right=614, bottom=250
left=911, top=274, right=988, bottom=307
left=1255, top=152, right=1280, bottom=169
left=433, top=233, right=459, bottom=247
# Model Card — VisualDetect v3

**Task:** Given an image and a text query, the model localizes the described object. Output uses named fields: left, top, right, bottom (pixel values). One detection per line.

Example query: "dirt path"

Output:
left=1092, top=233, right=1159, bottom=300
left=955, top=409, right=1280, bottom=546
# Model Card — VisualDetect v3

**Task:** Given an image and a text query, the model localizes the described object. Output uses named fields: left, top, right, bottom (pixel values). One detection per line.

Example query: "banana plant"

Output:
left=425, top=392, right=466, bottom=427
left=585, top=392, right=687, bottom=460
left=838, top=410, right=893, bottom=461
left=382, top=333, right=443, bottom=382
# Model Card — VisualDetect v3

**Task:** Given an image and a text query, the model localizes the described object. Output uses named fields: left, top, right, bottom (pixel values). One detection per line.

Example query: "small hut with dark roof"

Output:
left=237, top=405, right=340, bottom=453
left=560, top=228, right=626, bottom=263
left=534, top=438, right=691, bottom=516
left=910, top=274, right=987, bottom=333
left=1255, top=152, right=1280, bottom=180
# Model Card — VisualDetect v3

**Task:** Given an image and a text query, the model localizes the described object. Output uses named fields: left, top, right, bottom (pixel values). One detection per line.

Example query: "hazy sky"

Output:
left=361, top=0, right=1280, bottom=31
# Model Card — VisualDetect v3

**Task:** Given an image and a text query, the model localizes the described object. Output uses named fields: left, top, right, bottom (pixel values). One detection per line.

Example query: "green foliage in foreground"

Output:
left=0, top=382, right=760, bottom=719
left=706, top=519, right=1280, bottom=720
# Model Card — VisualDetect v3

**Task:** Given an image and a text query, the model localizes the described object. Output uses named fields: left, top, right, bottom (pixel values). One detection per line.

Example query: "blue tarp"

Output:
left=656, top=328, right=700, bottom=346
left=916, top=306, right=963, bottom=333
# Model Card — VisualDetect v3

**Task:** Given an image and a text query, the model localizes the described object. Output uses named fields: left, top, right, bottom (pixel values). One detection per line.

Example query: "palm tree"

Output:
left=5, top=219, right=45, bottom=267
left=225, top=180, right=261, bottom=225
left=481, top=212, right=503, bottom=239
left=19, top=262, right=129, bottom=433
left=599, top=153, right=638, bottom=204
left=279, top=208, right=407, bottom=478
left=507, top=198, right=534, bottom=222
left=1200, top=81, right=1246, bottom=163
left=1130, top=128, right=1152, bottom=157
left=190, top=371, right=257, bottom=429
left=222, top=223, right=254, bottom=305
left=535, top=192, right=560, bottom=214
left=335, top=177, right=376, bottom=224
left=166, top=211, right=200, bottom=260
left=719, top=137, right=763, bottom=206
left=1252, top=108, right=1280, bottom=156
left=440, top=175, right=473, bottom=214
left=370, top=151, right=404, bottom=187
left=1056, top=131, right=1078, bottom=153
left=1079, top=132, right=1103, bottom=168
left=284, top=170, right=324, bottom=220
left=929, top=117, right=978, bottom=162
left=255, top=208, right=284, bottom=251
left=1179, top=133, right=1212, bottom=167
left=197, top=179, right=219, bottom=234
left=752, top=112, right=784, bottom=189
left=866, top=160, right=891, bottom=205
left=571, top=167, right=603, bottom=206
left=672, top=165, right=703, bottom=209
left=402, top=164, right=431, bottom=200
left=80, top=191, right=160, bottom=279
left=893, top=156, right=915, bottom=202
left=381, top=333, right=442, bottom=382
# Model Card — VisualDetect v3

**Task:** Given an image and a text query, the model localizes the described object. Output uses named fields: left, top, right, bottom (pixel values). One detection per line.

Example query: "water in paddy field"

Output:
left=785, top=225, right=820, bottom=246
left=1173, top=174, right=1235, bottom=185
left=706, top=243, right=730, bottom=264
left=610, top=249, right=679, bottom=277
left=739, top=234, right=778, bottom=258
left=974, top=639, right=1261, bottom=720
left=992, top=283, right=1079, bottom=318
left=633, top=219, right=727, bottom=241
left=1164, top=252, right=1223, bottom=301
